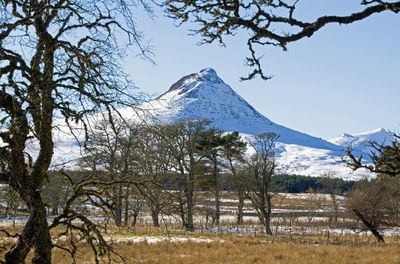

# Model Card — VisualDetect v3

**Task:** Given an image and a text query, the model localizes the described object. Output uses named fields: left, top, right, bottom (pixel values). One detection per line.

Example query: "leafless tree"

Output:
left=80, top=117, right=141, bottom=227
left=344, top=133, right=400, bottom=243
left=318, top=172, right=342, bottom=226
left=245, top=132, right=279, bottom=235
left=135, top=125, right=175, bottom=227
left=0, top=0, right=150, bottom=262
left=126, top=190, right=144, bottom=226
left=160, top=120, right=209, bottom=231
left=345, top=177, right=400, bottom=243
left=303, top=188, right=327, bottom=227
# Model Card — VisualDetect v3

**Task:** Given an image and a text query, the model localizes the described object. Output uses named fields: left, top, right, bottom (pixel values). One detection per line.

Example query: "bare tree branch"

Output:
left=165, top=0, right=400, bottom=80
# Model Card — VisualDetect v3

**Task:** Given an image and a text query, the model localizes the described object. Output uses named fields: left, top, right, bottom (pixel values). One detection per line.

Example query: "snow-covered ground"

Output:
left=278, top=193, right=345, bottom=201
left=103, top=236, right=221, bottom=244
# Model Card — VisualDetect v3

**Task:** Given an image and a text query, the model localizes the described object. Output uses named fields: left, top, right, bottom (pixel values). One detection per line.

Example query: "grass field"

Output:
left=1, top=191, right=399, bottom=263
left=49, top=233, right=400, bottom=264
left=1, top=223, right=398, bottom=263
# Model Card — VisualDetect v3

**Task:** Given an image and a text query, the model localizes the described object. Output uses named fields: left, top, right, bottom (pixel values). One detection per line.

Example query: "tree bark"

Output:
left=114, top=185, right=123, bottom=226
left=5, top=193, right=51, bottom=264
left=265, top=193, right=273, bottom=235
left=5, top=214, right=38, bottom=264
left=263, top=211, right=273, bottom=235
left=237, top=184, right=244, bottom=225
left=213, top=155, right=220, bottom=226
left=124, top=188, right=130, bottom=226
left=331, top=194, right=339, bottom=225
left=150, top=203, right=160, bottom=227
left=370, top=228, right=385, bottom=243
left=185, top=184, right=195, bottom=231
left=178, top=200, right=187, bottom=229
left=32, top=204, right=52, bottom=264
left=151, top=210, right=160, bottom=227
left=353, top=208, right=385, bottom=243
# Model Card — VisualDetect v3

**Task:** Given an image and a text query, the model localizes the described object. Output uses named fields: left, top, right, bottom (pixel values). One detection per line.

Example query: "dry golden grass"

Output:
left=49, top=235, right=400, bottom=264
left=1, top=223, right=400, bottom=263
left=1, top=191, right=398, bottom=263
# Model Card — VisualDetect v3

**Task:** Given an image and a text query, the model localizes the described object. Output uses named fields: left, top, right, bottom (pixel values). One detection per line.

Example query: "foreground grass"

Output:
left=1, top=223, right=399, bottom=263
left=51, top=236, right=400, bottom=264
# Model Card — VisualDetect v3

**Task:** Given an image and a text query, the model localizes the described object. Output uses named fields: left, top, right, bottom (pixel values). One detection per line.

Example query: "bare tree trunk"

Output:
left=370, top=229, right=385, bottom=243
left=5, top=194, right=51, bottom=264
left=263, top=211, right=273, bottom=235
left=5, top=214, right=38, bottom=264
left=132, top=214, right=138, bottom=226
left=186, top=184, right=195, bottom=231
left=237, top=184, right=244, bottom=225
left=353, top=209, right=385, bottom=243
left=258, top=201, right=272, bottom=235
left=32, top=210, right=52, bottom=264
left=114, top=185, right=123, bottom=226
left=331, top=194, right=339, bottom=225
left=124, top=187, right=130, bottom=226
left=150, top=204, right=160, bottom=227
left=212, top=155, right=220, bottom=226
left=151, top=210, right=160, bottom=227
left=186, top=200, right=194, bottom=231
left=131, top=200, right=141, bottom=227
left=178, top=200, right=187, bottom=229
left=264, top=194, right=273, bottom=235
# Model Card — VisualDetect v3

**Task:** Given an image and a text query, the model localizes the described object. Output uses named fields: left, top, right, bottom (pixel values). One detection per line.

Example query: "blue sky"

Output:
left=124, top=1, right=400, bottom=140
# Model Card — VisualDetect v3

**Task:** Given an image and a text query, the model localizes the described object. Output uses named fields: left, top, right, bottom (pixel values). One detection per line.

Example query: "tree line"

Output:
left=4, top=116, right=398, bottom=245
left=73, top=117, right=280, bottom=233
left=74, top=116, right=399, bottom=242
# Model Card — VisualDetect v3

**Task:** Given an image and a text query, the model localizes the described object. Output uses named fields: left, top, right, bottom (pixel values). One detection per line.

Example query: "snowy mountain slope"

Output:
left=238, top=133, right=369, bottom=180
left=118, top=68, right=378, bottom=180
left=20, top=68, right=390, bottom=180
left=274, top=142, right=373, bottom=180
left=328, top=128, right=394, bottom=153
left=128, top=68, right=339, bottom=151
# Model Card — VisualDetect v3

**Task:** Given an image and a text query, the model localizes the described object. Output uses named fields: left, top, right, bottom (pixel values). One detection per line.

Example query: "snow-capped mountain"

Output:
left=328, top=128, right=394, bottom=153
left=133, top=68, right=338, bottom=150
left=45, top=68, right=390, bottom=180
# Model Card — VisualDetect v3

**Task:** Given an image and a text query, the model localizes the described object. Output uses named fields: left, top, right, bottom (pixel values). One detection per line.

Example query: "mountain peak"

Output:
left=354, top=128, right=387, bottom=136
left=199, top=68, right=217, bottom=75
left=167, top=68, right=222, bottom=93
left=328, top=128, right=394, bottom=156
left=341, top=133, right=354, bottom=138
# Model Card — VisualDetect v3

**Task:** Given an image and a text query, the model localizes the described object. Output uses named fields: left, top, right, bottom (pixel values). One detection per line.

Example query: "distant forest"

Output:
left=52, top=171, right=357, bottom=195
left=270, top=174, right=356, bottom=194
left=199, top=173, right=357, bottom=194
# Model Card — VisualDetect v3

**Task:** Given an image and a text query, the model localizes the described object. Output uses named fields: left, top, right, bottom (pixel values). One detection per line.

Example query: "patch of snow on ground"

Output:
left=280, top=193, right=345, bottom=200
left=105, top=236, right=221, bottom=244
